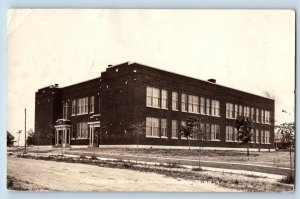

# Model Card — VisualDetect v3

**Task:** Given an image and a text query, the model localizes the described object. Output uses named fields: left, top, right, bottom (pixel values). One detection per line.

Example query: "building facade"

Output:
left=35, top=62, right=275, bottom=149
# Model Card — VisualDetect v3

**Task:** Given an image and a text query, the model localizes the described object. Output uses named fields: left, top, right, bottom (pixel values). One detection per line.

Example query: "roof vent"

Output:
left=108, top=64, right=113, bottom=68
left=208, top=79, right=216, bottom=83
left=54, top=84, right=59, bottom=87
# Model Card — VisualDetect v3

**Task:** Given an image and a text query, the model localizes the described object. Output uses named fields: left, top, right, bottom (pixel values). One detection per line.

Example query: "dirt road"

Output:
left=7, top=156, right=234, bottom=192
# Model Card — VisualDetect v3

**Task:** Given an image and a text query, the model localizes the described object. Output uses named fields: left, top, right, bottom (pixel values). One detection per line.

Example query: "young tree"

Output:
left=128, top=121, right=146, bottom=164
left=275, top=122, right=295, bottom=172
left=235, top=116, right=254, bottom=158
left=181, top=116, right=204, bottom=170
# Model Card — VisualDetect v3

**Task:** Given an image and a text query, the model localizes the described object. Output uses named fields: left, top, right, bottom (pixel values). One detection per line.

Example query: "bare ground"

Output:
left=7, top=155, right=234, bottom=192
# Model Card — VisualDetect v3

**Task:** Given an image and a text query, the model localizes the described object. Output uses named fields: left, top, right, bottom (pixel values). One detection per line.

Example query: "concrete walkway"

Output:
left=63, top=150, right=291, bottom=176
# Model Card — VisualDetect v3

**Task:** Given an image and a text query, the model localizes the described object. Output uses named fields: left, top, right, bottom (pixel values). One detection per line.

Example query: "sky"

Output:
left=7, top=9, right=295, bottom=145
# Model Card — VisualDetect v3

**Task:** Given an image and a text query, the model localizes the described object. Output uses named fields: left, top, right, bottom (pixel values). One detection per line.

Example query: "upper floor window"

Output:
left=172, top=92, right=178, bottom=110
left=261, top=110, right=265, bottom=124
left=77, top=97, right=88, bottom=114
left=211, top=100, right=220, bottom=117
left=146, top=87, right=160, bottom=108
left=244, top=106, right=250, bottom=117
left=63, top=101, right=68, bottom=119
left=238, top=105, right=243, bottom=117
left=161, top=89, right=168, bottom=109
left=181, top=93, right=187, bottom=112
left=206, top=99, right=211, bottom=115
left=188, top=95, right=199, bottom=113
left=71, top=100, right=76, bottom=115
left=172, top=120, right=178, bottom=138
left=200, top=97, right=205, bottom=114
left=226, top=103, right=234, bottom=119
left=234, top=104, right=238, bottom=118
left=256, top=108, right=260, bottom=123
left=251, top=108, right=255, bottom=121
left=265, top=111, right=270, bottom=124
left=146, top=117, right=159, bottom=137
left=90, top=96, right=95, bottom=113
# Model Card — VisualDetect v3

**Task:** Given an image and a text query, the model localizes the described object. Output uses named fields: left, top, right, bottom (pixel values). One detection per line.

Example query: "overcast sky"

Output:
left=7, top=9, right=295, bottom=145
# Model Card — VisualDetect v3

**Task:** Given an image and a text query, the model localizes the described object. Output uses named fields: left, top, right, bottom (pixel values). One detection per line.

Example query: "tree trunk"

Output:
left=136, top=133, right=139, bottom=164
left=198, top=141, right=201, bottom=169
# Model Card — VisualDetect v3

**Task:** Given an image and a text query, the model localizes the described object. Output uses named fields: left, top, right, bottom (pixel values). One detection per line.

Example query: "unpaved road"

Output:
left=7, top=156, right=234, bottom=192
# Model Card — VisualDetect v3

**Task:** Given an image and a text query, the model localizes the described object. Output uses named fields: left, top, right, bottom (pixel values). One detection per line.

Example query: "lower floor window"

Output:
left=161, top=119, right=167, bottom=137
left=172, top=120, right=178, bottom=138
left=76, top=122, right=88, bottom=138
left=146, top=117, right=159, bottom=137
left=211, top=124, right=220, bottom=140
left=226, top=126, right=236, bottom=141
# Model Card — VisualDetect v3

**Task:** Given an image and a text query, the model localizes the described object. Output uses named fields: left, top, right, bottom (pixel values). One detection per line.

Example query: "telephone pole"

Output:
left=24, top=108, right=27, bottom=154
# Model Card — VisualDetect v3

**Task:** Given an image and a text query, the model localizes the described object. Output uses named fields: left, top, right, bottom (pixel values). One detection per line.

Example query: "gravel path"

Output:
left=7, top=156, right=234, bottom=192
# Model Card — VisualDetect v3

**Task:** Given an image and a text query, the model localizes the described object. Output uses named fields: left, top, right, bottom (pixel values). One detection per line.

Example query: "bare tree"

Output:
left=128, top=121, right=146, bottom=164
left=181, top=116, right=205, bottom=170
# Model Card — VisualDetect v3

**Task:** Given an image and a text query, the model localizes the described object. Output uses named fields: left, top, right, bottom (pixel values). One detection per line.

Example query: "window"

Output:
left=238, top=105, right=243, bottom=117
left=226, top=126, right=234, bottom=141
left=146, top=117, right=159, bottom=137
left=146, top=87, right=160, bottom=108
left=255, top=129, right=259, bottom=143
left=256, top=109, right=260, bottom=123
left=172, top=120, right=178, bottom=138
left=206, top=99, right=210, bottom=115
left=244, top=106, right=250, bottom=117
left=200, top=97, right=205, bottom=114
left=226, top=103, right=234, bottom=119
left=71, top=124, right=76, bottom=138
left=76, top=122, right=88, bottom=138
left=211, top=100, right=220, bottom=116
left=261, top=130, right=265, bottom=144
left=235, top=128, right=240, bottom=142
left=161, top=89, right=168, bottom=109
left=234, top=104, right=238, bottom=118
left=161, top=119, right=167, bottom=137
left=72, top=100, right=76, bottom=115
left=265, top=130, right=270, bottom=143
left=205, top=123, right=211, bottom=140
left=181, top=93, right=187, bottom=112
left=77, top=97, right=88, bottom=114
left=172, top=92, right=178, bottom=110
left=265, top=111, right=270, bottom=124
left=63, top=101, right=68, bottom=119
left=188, top=95, right=199, bottom=113
left=90, top=96, right=95, bottom=113
left=251, top=108, right=255, bottom=121
left=211, top=124, right=220, bottom=140
left=261, top=110, right=265, bottom=124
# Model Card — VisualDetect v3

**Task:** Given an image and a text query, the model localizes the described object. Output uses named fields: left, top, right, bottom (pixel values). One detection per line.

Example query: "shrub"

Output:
left=279, top=173, right=294, bottom=184
left=191, top=167, right=203, bottom=172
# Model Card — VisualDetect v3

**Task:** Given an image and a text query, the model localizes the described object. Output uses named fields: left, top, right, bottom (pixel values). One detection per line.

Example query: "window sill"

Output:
left=90, top=111, right=94, bottom=114
left=171, top=137, right=179, bottom=139
left=71, top=114, right=76, bottom=116
left=211, top=115, right=221, bottom=118
left=225, top=140, right=238, bottom=142
left=160, top=136, right=168, bottom=139
left=73, top=138, right=88, bottom=140
left=172, top=109, right=179, bottom=111
left=161, top=108, right=168, bottom=110
left=146, top=105, right=161, bottom=109
left=146, top=136, right=160, bottom=139
left=77, top=113, right=88, bottom=116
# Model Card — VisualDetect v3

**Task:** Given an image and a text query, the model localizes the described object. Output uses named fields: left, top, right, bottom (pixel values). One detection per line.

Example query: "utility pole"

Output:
left=24, top=108, right=27, bottom=154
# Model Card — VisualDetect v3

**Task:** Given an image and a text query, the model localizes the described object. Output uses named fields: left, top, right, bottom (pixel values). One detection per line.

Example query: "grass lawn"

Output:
left=73, top=148, right=294, bottom=168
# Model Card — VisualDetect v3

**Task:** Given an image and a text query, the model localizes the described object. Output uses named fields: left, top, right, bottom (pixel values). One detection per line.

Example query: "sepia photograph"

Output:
left=6, top=9, right=295, bottom=192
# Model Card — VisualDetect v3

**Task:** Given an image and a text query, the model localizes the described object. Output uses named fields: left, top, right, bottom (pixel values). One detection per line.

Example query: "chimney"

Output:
left=54, top=84, right=59, bottom=87
left=108, top=64, right=113, bottom=68
left=207, top=79, right=216, bottom=83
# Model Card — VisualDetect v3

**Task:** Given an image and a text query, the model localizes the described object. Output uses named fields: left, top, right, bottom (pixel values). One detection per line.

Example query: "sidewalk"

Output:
left=64, top=150, right=291, bottom=176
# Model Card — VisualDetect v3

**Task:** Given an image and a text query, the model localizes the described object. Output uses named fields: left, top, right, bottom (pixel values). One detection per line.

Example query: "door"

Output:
left=93, top=127, right=99, bottom=147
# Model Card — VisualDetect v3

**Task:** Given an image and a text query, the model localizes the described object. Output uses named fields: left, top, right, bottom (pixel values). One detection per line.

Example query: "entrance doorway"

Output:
left=54, top=126, right=71, bottom=147
left=89, top=123, right=100, bottom=147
